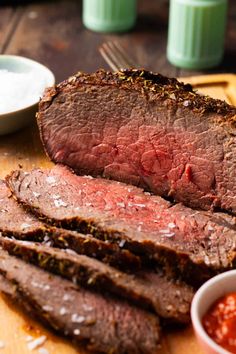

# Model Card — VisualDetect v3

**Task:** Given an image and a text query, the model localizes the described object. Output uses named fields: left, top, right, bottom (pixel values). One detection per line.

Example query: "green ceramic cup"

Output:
left=167, top=0, right=228, bottom=69
left=82, top=0, right=137, bottom=33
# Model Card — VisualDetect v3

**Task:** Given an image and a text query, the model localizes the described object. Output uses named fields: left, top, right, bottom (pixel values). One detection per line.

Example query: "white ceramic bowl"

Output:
left=0, top=55, right=55, bottom=135
left=191, top=270, right=236, bottom=354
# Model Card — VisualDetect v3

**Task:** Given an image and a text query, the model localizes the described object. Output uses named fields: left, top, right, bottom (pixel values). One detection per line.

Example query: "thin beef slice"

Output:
left=0, top=179, right=139, bottom=269
left=0, top=248, right=160, bottom=354
left=0, top=236, right=194, bottom=324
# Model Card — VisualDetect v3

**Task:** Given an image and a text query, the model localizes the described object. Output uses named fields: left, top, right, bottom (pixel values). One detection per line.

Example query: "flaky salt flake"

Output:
left=82, top=304, right=93, bottom=311
left=204, top=255, right=211, bottom=266
left=72, top=276, right=77, bottom=284
left=168, top=222, right=176, bottom=229
left=46, top=176, right=56, bottom=185
left=27, top=335, right=47, bottom=351
left=31, top=281, right=50, bottom=291
left=43, top=235, right=50, bottom=243
left=31, top=280, right=40, bottom=288
left=59, top=307, right=67, bottom=315
left=164, top=233, right=175, bottom=238
left=104, top=204, right=112, bottom=211
left=208, top=225, right=214, bottom=231
left=183, top=100, right=190, bottom=107
left=20, top=223, right=31, bottom=229
left=0, top=341, right=5, bottom=349
left=42, top=305, right=53, bottom=312
left=159, top=229, right=175, bottom=237
left=117, top=202, right=125, bottom=208
left=17, top=239, right=32, bottom=245
left=128, top=202, right=145, bottom=208
left=38, top=348, right=49, bottom=354
left=54, top=199, right=68, bottom=208
left=119, top=239, right=126, bottom=248
left=65, top=248, right=77, bottom=256
left=52, top=194, right=60, bottom=200
left=159, top=229, right=170, bottom=234
left=63, top=294, right=73, bottom=301
left=71, top=314, right=85, bottom=323
left=134, top=203, right=146, bottom=208
left=83, top=175, right=93, bottom=180
left=73, top=329, right=80, bottom=336
left=33, top=191, right=41, bottom=198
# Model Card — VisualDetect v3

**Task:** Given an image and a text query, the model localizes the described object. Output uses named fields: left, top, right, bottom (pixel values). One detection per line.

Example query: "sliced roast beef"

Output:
left=0, top=236, right=193, bottom=324
left=7, top=165, right=236, bottom=285
left=37, top=69, right=236, bottom=214
left=48, top=228, right=140, bottom=269
left=0, top=249, right=160, bottom=353
left=0, top=179, right=139, bottom=269
left=0, top=179, right=45, bottom=237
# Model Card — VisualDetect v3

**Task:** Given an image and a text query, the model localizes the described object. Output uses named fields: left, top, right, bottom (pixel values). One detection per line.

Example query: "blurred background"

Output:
left=0, top=0, right=235, bottom=82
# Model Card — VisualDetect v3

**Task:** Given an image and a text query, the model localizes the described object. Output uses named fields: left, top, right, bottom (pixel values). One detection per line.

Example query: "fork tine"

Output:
left=99, top=41, right=137, bottom=71
left=99, top=45, right=120, bottom=71
left=100, top=42, right=128, bottom=70
left=112, top=41, right=136, bottom=67
left=107, top=42, right=128, bottom=69
left=105, top=42, right=132, bottom=69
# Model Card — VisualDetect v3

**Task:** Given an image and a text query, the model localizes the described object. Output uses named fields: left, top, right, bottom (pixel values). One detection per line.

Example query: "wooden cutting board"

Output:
left=0, top=73, right=235, bottom=354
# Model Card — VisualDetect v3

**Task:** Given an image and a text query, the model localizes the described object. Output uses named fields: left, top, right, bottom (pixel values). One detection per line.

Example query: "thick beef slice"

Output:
left=37, top=69, right=236, bottom=214
left=7, top=165, right=236, bottom=284
left=0, top=179, right=139, bottom=269
left=0, top=236, right=193, bottom=324
left=0, top=249, right=160, bottom=354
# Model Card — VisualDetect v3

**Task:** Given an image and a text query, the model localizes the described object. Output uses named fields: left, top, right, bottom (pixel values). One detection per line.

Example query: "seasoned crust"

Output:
left=39, top=69, right=236, bottom=121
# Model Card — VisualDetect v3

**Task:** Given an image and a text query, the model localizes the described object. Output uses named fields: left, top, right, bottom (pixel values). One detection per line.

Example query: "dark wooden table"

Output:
left=0, top=1, right=234, bottom=353
left=1, top=0, right=235, bottom=83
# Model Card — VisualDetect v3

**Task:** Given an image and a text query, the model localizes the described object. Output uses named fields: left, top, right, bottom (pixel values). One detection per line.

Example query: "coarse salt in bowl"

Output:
left=0, top=55, right=55, bottom=135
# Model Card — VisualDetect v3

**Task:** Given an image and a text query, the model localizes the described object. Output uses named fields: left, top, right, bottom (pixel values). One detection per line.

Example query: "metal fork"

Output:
left=99, top=41, right=138, bottom=71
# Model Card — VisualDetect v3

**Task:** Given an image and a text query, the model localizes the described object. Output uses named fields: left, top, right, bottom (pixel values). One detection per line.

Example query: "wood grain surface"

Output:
left=1, top=0, right=236, bottom=81
left=0, top=73, right=235, bottom=354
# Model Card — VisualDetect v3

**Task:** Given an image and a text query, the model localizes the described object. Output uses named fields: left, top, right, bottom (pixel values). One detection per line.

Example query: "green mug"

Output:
left=167, top=0, right=228, bottom=69
left=82, top=0, right=137, bottom=33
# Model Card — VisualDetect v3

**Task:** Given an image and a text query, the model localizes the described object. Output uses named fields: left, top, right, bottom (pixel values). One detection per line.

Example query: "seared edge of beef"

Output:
left=38, top=69, right=236, bottom=121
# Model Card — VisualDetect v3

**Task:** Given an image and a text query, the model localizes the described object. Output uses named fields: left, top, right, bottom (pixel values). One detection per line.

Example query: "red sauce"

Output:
left=203, top=292, right=236, bottom=353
